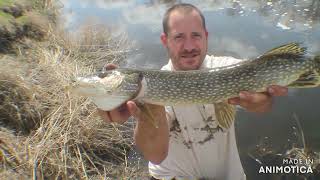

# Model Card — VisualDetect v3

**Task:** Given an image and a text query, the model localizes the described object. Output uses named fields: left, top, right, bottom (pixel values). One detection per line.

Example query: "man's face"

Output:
left=161, top=10, right=208, bottom=71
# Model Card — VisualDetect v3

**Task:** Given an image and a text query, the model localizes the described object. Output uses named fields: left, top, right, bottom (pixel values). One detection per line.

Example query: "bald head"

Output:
left=162, top=3, right=206, bottom=35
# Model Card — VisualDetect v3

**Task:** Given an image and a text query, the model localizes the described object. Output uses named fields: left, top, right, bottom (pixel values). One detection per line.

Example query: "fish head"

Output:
left=68, top=69, right=142, bottom=111
left=68, top=70, right=126, bottom=97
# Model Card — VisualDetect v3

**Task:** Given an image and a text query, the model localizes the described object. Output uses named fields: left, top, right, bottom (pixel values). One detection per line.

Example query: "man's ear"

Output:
left=205, top=30, right=208, bottom=45
left=160, top=32, right=168, bottom=47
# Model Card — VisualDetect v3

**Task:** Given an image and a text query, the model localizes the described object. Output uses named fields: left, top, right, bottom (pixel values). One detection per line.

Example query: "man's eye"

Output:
left=193, top=34, right=201, bottom=38
left=174, top=35, right=183, bottom=40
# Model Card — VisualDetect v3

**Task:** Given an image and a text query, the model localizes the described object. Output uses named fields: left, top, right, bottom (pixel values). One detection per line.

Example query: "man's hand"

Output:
left=228, top=85, right=288, bottom=113
left=97, top=102, right=132, bottom=124
left=97, top=63, right=131, bottom=124
left=98, top=64, right=163, bottom=126
left=97, top=64, right=169, bottom=164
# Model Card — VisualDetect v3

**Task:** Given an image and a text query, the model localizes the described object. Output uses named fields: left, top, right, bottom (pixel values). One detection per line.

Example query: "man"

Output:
left=98, top=3, right=288, bottom=180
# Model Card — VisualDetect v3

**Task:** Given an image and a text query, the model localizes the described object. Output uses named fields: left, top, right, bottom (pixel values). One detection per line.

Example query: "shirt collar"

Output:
left=162, top=55, right=211, bottom=71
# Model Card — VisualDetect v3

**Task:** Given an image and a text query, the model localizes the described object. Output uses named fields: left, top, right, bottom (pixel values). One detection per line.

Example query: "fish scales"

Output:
left=139, top=56, right=315, bottom=105
left=70, top=43, right=320, bottom=111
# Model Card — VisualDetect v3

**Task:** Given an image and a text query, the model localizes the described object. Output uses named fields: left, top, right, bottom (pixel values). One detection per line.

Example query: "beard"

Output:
left=169, top=48, right=205, bottom=71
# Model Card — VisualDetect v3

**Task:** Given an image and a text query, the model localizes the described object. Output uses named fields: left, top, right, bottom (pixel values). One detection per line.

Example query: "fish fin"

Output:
left=91, top=95, right=130, bottom=111
left=259, top=42, right=306, bottom=59
left=214, top=102, right=236, bottom=129
left=137, top=102, right=159, bottom=128
left=288, top=70, right=320, bottom=88
left=315, top=55, right=320, bottom=75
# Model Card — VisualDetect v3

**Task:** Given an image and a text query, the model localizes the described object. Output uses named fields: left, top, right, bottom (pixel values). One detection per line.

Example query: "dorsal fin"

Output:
left=259, top=43, right=306, bottom=59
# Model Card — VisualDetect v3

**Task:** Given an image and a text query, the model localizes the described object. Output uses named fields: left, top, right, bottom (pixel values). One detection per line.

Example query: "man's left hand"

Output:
left=228, top=85, right=288, bottom=113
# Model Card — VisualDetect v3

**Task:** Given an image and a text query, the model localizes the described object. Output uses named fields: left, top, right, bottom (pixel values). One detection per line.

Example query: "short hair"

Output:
left=162, top=3, right=206, bottom=35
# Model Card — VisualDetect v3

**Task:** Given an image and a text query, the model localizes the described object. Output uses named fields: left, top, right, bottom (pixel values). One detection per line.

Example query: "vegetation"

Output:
left=0, top=0, right=146, bottom=179
left=0, top=0, right=51, bottom=53
left=0, top=0, right=14, bottom=7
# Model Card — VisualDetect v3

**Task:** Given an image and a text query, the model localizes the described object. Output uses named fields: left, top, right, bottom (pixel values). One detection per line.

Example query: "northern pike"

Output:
left=70, top=43, right=320, bottom=128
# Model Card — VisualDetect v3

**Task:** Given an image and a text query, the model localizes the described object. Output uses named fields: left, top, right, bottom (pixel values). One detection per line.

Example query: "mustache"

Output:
left=180, top=49, right=200, bottom=55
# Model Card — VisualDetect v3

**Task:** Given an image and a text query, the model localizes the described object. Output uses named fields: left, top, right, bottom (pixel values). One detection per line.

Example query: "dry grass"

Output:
left=0, top=57, right=42, bottom=134
left=0, top=13, right=147, bottom=180
left=18, top=11, right=51, bottom=39
left=52, top=19, right=132, bottom=70
left=0, top=127, right=31, bottom=179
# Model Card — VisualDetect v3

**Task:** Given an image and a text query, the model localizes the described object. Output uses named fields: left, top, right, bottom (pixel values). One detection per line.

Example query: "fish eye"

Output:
left=98, top=71, right=112, bottom=78
left=71, top=79, right=77, bottom=83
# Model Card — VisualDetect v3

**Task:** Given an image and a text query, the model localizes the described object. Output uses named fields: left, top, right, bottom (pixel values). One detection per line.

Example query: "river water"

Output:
left=60, top=0, right=320, bottom=179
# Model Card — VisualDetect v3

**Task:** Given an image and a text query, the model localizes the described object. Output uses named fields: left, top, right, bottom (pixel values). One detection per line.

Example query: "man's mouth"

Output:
left=181, top=54, right=199, bottom=58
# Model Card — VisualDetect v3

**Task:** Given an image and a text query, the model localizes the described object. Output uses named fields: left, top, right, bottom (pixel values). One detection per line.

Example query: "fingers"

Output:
left=97, top=109, right=113, bottom=123
left=127, top=101, right=141, bottom=118
left=97, top=103, right=131, bottom=124
left=239, top=91, right=272, bottom=113
left=228, top=85, right=288, bottom=113
left=229, top=91, right=272, bottom=113
left=104, top=63, right=118, bottom=71
left=228, top=97, right=240, bottom=105
left=228, top=91, right=269, bottom=106
left=97, top=101, right=145, bottom=124
left=239, top=91, right=270, bottom=105
left=267, top=85, right=288, bottom=96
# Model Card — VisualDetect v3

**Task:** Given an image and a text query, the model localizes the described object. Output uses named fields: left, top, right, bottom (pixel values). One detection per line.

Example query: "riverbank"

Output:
left=0, top=0, right=145, bottom=179
left=0, top=0, right=54, bottom=53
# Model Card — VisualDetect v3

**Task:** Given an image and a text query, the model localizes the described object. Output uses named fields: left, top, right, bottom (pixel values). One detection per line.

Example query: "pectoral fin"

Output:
left=136, top=102, right=159, bottom=128
left=214, top=102, right=236, bottom=129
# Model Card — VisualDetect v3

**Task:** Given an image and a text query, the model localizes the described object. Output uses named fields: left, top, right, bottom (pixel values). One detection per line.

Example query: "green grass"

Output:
left=0, top=10, right=13, bottom=19
left=16, top=15, right=28, bottom=25
left=0, top=0, right=14, bottom=7
left=0, top=11, right=14, bottom=26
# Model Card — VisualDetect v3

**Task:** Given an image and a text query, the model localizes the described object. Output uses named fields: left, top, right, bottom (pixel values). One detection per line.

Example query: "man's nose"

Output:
left=183, top=38, right=196, bottom=52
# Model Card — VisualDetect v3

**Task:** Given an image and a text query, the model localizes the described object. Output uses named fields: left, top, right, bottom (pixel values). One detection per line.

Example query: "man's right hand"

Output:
left=98, top=64, right=163, bottom=127
left=97, top=64, right=169, bottom=164
left=97, top=102, right=132, bottom=124
left=97, top=63, right=132, bottom=124
left=98, top=99, right=148, bottom=125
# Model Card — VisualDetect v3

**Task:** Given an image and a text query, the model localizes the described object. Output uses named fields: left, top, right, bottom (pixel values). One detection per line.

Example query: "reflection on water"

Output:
left=61, top=0, right=320, bottom=29
left=61, top=0, right=320, bottom=179
left=60, top=0, right=320, bottom=65
left=245, top=114, right=320, bottom=179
